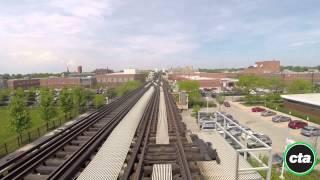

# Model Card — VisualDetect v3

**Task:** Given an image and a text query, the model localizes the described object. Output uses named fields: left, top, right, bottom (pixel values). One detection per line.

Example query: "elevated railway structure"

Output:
left=0, top=79, right=220, bottom=180
left=0, top=84, right=150, bottom=180
left=120, top=82, right=219, bottom=180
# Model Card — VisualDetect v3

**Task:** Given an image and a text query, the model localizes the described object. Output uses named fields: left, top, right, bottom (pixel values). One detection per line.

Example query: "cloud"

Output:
left=1, top=0, right=320, bottom=73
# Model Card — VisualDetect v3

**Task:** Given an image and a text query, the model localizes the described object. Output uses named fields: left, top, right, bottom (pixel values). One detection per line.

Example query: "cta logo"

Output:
left=284, top=142, right=317, bottom=176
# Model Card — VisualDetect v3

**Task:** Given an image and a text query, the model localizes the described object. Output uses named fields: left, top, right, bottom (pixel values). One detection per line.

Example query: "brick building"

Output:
left=96, top=73, right=145, bottom=87
left=281, top=94, right=320, bottom=119
left=40, top=77, right=96, bottom=89
left=7, top=78, right=40, bottom=89
left=242, top=60, right=280, bottom=74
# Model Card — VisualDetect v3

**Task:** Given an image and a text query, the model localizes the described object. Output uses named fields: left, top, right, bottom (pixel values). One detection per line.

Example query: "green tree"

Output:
left=39, top=88, right=56, bottom=125
left=265, top=77, right=285, bottom=93
left=237, top=75, right=267, bottom=91
left=216, top=95, right=225, bottom=111
left=105, top=88, right=117, bottom=99
left=59, top=88, right=74, bottom=119
left=94, top=94, right=105, bottom=109
left=72, top=87, right=86, bottom=114
left=287, top=79, right=313, bottom=94
left=9, top=90, right=31, bottom=137
left=177, top=80, right=201, bottom=107
left=115, top=81, right=142, bottom=96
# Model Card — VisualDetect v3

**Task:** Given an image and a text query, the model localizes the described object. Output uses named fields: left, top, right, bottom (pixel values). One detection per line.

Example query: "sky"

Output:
left=0, top=0, right=320, bottom=74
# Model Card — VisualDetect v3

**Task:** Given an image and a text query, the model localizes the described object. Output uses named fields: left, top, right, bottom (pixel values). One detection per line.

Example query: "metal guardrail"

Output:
left=214, top=111, right=273, bottom=180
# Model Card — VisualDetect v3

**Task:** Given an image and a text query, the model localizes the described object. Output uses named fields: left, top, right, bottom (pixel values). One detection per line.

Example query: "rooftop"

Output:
left=281, top=93, right=320, bottom=107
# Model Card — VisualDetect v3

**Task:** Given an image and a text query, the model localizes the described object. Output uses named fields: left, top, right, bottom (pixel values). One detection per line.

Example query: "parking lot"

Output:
left=220, top=101, right=320, bottom=155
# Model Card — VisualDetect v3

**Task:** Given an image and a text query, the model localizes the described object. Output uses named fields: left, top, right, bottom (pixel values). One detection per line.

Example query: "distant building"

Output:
left=96, top=70, right=145, bottom=87
left=77, top=66, right=83, bottom=73
left=7, top=78, right=40, bottom=89
left=93, top=68, right=113, bottom=75
left=281, top=94, right=320, bottom=119
left=40, top=76, right=96, bottom=89
left=242, top=60, right=280, bottom=74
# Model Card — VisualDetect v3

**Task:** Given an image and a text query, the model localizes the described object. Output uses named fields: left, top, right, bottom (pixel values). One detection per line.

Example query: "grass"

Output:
left=248, top=155, right=320, bottom=180
left=0, top=107, right=46, bottom=144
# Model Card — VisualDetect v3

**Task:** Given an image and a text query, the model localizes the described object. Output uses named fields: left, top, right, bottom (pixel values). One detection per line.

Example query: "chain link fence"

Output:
left=0, top=117, right=68, bottom=158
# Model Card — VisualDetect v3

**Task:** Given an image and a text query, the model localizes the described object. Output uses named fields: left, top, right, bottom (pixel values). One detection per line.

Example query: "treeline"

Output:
left=281, top=66, right=320, bottom=72
left=8, top=88, right=95, bottom=136
left=0, top=73, right=61, bottom=79
left=237, top=75, right=317, bottom=94
left=198, top=68, right=242, bottom=73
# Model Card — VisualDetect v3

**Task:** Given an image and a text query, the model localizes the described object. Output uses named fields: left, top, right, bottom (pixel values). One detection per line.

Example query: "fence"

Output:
left=0, top=117, right=69, bottom=158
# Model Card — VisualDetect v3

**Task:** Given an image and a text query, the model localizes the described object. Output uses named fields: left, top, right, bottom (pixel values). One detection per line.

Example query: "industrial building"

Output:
left=242, top=60, right=281, bottom=74
left=281, top=94, right=320, bottom=119
left=7, top=78, right=40, bottom=89
left=95, top=69, right=145, bottom=87
left=40, top=76, right=96, bottom=89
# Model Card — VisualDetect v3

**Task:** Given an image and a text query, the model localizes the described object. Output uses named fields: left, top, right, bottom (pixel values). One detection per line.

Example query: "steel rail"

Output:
left=120, top=86, right=159, bottom=180
left=48, top=87, right=151, bottom=179
left=163, top=82, right=193, bottom=180
left=0, top=86, right=148, bottom=180
left=0, top=86, right=142, bottom=175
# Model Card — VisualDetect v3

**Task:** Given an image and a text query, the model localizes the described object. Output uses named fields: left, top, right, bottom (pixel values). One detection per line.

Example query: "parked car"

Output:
left=247, top=133, right=272, bottom=148
left=201, top=121, right=215, bottom=130
left=199, top=116, right=214, bottom=128
left=261, top=110, right=276, bottom=117
left=272, top=115, right=291, bottom=123
left=301, top=126, right=320, bottom=137
left=224, top=101, right=231, bottom=107
left=251, top=107, right=265, bottom=112
left=272, top=153, right=283, bottom=166
left=227, top=127, right=242, bottom=137
left=288, top=120, right=308, bottom=129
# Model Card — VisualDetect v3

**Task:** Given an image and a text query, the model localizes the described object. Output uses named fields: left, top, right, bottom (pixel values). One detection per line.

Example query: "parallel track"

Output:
left=121, top=81, right=218, bottom=180
left=0, top=85, right=150, bottom=180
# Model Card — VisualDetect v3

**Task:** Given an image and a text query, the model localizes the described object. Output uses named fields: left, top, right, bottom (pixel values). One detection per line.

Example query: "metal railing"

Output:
left=214, top=111, right=273, bottom=180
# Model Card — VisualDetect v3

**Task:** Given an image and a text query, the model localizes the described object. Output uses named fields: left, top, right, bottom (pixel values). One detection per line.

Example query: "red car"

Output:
left=288, top=120, right=308, bottom=129
left=251, top=107, right=265, bottom=112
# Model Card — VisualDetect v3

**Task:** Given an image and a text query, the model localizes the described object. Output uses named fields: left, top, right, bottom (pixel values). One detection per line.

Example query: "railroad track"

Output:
left=0, top=84, right=150, bottom=180
left=120, top=82, right=219, bottom=180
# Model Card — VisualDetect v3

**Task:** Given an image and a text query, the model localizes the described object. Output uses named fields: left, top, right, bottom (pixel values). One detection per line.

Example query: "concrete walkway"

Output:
left=156, top=87, right=169, bottom=144
left=181, top=109, right=261, bottom=180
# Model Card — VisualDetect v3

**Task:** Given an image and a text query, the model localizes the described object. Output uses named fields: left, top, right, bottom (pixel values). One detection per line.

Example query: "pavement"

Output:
left=181, top=109, right=262, bottom=180
left=225, top=101, right=320, bottom=154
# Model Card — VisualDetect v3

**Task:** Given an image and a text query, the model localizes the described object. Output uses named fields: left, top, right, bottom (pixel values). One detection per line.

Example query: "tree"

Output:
left=287, top=79, right=313, bottom=94
left=105, top=88, right=117, bottom=99
left=177, top=80, right=201, bottom=107
left=265, top=77, right=285, bottom=93
left=115, top=81, right=142, bottom=96
left=94, top=94, right=105, bottom=109
left=216, top=95, right=225, bottom=111
left=72, top=88, right=86, bottom=114
left=9, top=90, right=31, bottom=137
left=237, top=75, right=267, bottom=91
left=59, top=88, right=74, bottom=119
left=39, top=88, right=56, bottom=125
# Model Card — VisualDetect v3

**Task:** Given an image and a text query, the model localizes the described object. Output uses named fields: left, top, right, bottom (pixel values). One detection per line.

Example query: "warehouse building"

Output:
left=7, top=78, right=40, bottom=89
left=40, top=76, right=96, bottom=89
left=281, top=94, right=320, bottom=119
left=95, top=69, right=145, bottom=87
